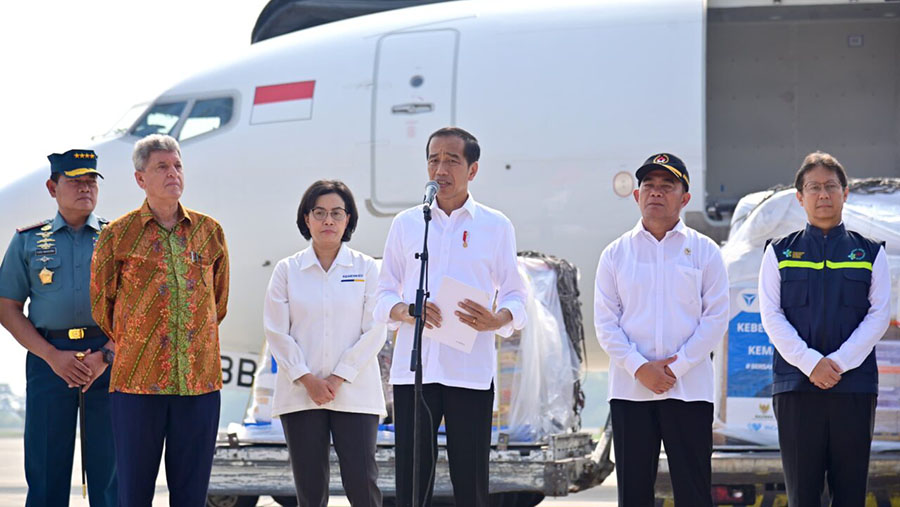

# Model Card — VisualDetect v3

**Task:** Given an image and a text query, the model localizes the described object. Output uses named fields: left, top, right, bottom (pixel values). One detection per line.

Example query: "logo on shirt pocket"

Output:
left=341, top=274, right=365, bottom=283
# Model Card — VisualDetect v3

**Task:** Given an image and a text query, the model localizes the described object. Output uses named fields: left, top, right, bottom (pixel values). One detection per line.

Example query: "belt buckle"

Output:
left=68, top=328, right=85, bottom=340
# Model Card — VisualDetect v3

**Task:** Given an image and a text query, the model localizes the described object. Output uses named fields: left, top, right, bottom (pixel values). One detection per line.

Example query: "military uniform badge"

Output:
left=38, top=267, right=54, bottom=285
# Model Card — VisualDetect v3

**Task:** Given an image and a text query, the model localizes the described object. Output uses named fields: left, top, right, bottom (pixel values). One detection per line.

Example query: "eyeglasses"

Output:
left=310, top=207, right=347, bottom=221
left=803, top=182, right=843, bottom=195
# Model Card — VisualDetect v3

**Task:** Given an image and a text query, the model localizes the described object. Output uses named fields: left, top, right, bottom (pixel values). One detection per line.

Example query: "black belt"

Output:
left=39, top=326, right=104, bottom=340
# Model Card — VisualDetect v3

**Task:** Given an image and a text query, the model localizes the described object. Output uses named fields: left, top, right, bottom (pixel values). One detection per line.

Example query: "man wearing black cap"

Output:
left=0, top=149, right=117, bottom=506
left=594, top=153, right=729, bottom=506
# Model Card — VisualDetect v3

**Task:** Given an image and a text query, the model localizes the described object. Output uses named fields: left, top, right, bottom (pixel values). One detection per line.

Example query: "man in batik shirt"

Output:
left=91, top=134, right=229, bottom=507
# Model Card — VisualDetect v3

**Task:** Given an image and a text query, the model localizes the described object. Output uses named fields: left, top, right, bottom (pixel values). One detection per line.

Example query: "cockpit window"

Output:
left=131, top=102, right=187, bottom=137
left=96, top=103, right=149, bottom=140
left=178, top=98, right=234, bottom=141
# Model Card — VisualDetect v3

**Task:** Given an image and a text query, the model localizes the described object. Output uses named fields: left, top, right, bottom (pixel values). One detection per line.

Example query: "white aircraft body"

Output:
left=1, top=0, right=897, bottom=422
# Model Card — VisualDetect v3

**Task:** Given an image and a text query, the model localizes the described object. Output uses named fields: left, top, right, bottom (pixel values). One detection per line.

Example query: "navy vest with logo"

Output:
left=769, top=223, right=883, bottom=394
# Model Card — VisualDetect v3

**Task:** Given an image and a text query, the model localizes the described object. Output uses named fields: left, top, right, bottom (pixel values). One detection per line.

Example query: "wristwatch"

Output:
left=100, top=346, right=115, bottom=365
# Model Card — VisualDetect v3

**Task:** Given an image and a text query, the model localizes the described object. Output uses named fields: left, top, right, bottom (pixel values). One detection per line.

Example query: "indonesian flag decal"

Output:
left=250, top=80, right=316, bottom=125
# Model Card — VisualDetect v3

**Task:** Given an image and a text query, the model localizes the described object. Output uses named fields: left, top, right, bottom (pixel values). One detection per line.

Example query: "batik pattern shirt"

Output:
left=91, top=200, right=229, bottom=395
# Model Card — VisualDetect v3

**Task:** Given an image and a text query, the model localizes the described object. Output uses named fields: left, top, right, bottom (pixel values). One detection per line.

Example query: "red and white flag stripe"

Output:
left=250, top=80, right=316, bottom=124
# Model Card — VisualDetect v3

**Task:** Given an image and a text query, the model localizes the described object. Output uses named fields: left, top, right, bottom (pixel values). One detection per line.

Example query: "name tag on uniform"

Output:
left=341, top=274, right=365, bottom=283
left=35, top=248, right=57, bottom=256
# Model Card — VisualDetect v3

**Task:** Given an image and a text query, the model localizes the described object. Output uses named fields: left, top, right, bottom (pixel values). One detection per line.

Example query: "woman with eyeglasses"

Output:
left=263, top=179, right=386, bottom=507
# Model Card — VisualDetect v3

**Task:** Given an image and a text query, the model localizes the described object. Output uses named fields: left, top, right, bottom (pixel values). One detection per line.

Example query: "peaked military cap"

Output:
left=48, top=149, right=103, bottom=179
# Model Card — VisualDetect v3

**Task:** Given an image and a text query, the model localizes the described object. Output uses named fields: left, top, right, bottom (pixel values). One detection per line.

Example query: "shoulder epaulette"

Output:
left=16, top=219, right=51, bottom=233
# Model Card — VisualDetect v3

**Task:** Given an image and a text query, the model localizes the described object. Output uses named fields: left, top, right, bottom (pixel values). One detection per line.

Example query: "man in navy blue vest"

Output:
left=758, top=151, right=891, bottom=507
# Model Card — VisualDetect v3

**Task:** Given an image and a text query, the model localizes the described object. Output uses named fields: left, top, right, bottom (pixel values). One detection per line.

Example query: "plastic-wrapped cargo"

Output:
left=497, top=255, right=583, bottom=442
left=716, top=179, right=900, bottom=445
left=238, top=253, right=586, bottom=444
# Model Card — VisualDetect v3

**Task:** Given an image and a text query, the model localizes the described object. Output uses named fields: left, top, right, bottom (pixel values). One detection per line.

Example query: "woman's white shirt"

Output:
left=264, top=244, right=387, bottom=417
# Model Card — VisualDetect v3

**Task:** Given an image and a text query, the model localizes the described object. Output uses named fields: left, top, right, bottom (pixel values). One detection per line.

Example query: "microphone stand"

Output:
left=408, top=203, right=431, bottom=507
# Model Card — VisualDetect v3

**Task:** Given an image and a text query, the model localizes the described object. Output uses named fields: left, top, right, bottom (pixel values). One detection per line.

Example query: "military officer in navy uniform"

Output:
left=759, top=151, right=891, bottom=507
left=0, top=149, right=117, bottom=506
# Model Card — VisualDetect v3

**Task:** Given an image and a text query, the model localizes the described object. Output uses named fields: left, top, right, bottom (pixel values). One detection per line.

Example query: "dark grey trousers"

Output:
left=774, top=392, right=876, bottom=507
left=281, top=409, right=382, bottom=507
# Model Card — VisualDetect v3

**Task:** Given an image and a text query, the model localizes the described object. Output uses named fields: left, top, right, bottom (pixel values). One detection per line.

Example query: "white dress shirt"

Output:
left=594, top=219, right=730, bottom=402
left=758, top=242, right=891, bottom=376
left=263, top=244, right=387, bottom=417
left=374, top=195, right=528, bottom=390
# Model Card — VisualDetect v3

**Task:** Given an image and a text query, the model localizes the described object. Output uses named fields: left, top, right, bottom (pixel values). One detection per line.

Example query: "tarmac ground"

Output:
left=0, top=436, right=618, bottom=506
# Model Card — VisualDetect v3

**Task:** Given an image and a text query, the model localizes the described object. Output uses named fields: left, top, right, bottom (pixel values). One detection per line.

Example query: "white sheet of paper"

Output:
left=424, top=276, right=493, bottom=353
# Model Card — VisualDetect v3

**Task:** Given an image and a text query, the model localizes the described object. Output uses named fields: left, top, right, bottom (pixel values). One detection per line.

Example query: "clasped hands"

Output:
left=390, top=299, right=512, bottom=332
left=299, top=373, right=346, bottom=406
left=635, top=356, right=678, bottom=395
left=809, top=358, right=842, bottom=390
left=635, top=356, right=843, bottom=393
left=49, top=348, right=107, bottom=393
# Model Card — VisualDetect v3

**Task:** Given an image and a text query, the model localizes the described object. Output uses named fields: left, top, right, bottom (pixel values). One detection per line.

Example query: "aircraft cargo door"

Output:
left=371, top=30, right=458, bottom=211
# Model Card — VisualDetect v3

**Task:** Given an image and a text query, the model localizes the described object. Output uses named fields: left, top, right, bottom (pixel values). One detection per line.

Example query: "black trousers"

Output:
left=610, top=399, right=713, bottom=507
left=393, top=383, right=494, bottom=507
left=773, top=392, right=876, bottom=507
left=109, top=391, right=220, bottom=507
left=281, top=409, right=381, bottom=507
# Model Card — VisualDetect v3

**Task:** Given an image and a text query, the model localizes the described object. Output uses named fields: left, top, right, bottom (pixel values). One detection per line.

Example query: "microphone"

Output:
left=423, top=181, right=439, bottom=209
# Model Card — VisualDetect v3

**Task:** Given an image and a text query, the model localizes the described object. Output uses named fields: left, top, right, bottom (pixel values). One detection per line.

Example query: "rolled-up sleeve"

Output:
left=494, top=220, right=527, bottom=337
left=263, top=260, right=310, bottom=382
left=374, top=216, right=405, bottom=328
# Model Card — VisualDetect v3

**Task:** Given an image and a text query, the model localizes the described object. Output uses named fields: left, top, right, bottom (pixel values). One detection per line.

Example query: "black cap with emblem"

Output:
left=635, top=153, right=689, bottom=191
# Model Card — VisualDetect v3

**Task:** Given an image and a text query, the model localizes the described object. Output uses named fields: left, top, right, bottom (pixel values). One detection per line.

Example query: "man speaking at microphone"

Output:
left=375, top=127, right=527, bottom=506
